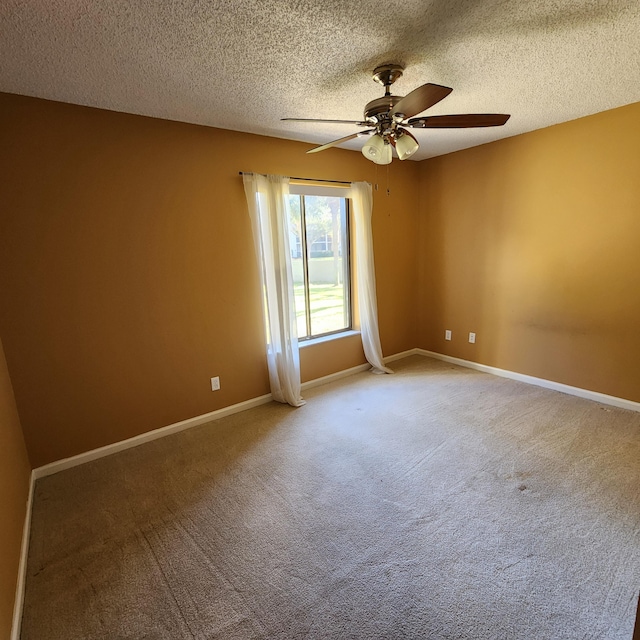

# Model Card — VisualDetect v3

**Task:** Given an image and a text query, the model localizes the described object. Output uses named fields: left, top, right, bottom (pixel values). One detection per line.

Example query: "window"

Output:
left=288, top=186, right=351, bottom=340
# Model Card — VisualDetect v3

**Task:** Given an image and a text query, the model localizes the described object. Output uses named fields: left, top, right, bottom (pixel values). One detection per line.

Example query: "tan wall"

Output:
left=0, top=92, right=419, bottom=468
left=417, top=102, right=640, bottom=402
left=0, top=336, right=31, bottom=640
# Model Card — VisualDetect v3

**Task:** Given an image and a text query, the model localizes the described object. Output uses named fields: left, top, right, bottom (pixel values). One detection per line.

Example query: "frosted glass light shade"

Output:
left=378, top=141, right=392, bottom=165
left=362, top=134, right=392, bottom=165
left=395, top=130, right=419, bottom=160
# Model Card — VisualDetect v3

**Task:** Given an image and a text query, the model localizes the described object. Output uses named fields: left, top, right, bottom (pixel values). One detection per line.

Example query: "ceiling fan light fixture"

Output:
left=283, top=64, right=510, bottom=163
left=362, top=133, right=392, bottom=165
left=377, top=139, right=392, bottom=165
left=395, top=129, right=419, bottom=160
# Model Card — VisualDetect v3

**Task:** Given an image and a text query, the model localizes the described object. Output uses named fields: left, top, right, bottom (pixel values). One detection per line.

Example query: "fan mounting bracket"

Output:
left=372, top=64, right=404, bottom=88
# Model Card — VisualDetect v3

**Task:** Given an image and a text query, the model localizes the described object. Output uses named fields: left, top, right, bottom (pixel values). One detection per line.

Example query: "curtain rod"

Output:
left=238, top=171, right=351, bottom=185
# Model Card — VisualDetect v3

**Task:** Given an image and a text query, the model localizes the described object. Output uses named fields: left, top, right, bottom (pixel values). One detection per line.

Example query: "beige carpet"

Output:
left=21, top=356, right=640, bottom=639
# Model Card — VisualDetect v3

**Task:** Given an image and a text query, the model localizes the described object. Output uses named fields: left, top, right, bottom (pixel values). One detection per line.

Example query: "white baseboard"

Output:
left=30, top=346, right=640, bottom=481
left=418, top=349, right=640, bottom=413
left=301, top=363, right=371, bottom=390
left=33, top=393, right=273, bottom=480
left=11, top=470, right=35, bottom=640
left=300, top=349, right=420, bottom=388
left=16, top=351, right=408, bottom=636
left=15, top=346, right=638, bottom=639
left=37, top=343, right=639, bottom=483
left=34, top=353, right=412, bottom=480
left=385, top=348, right=421, bottom=363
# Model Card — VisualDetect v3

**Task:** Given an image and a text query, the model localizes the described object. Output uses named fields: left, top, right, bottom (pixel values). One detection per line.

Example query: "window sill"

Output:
left=299, top=330, right=360, bottom=348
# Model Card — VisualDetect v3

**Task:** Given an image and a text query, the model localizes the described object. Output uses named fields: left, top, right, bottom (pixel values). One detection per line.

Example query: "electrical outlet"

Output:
left=211, top=376, right=220, bottom=391
left=469, top=332, right=476, bottom=344
left=445, top=330, right=452, bottom=341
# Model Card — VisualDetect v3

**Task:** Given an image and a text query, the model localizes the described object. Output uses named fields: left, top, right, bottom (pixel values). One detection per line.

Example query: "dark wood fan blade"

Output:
left=282, top=118, right=369, bottom=126
left=306, top=130, right=374, bottom=154
left=407, top=114, right=511, bottom=128
left=391, top=83, right=453, bottom=119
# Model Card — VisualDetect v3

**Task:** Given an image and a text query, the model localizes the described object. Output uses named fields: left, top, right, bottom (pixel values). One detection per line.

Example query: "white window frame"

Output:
left=288, top=183, right=353, bottom=344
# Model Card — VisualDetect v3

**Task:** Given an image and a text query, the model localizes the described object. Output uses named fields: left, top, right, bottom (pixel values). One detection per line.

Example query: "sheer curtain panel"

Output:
left=243, top=173, right=305, bottom=407
left=350, top=182, right=393, bottom=375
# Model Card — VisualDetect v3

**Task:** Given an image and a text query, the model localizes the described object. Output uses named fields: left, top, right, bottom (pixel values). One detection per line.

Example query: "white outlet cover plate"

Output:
left=211, top=377, right=220, bottom=391
left=469, top=333, right=476, bottom=343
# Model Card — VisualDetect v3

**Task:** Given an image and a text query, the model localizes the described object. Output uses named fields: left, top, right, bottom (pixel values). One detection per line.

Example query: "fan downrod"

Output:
left=365, top=64, right=405, bottom=120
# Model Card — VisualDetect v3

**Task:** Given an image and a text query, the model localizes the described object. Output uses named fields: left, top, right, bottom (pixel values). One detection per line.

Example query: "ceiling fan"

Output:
left=282, top=64, right=510, bottom=164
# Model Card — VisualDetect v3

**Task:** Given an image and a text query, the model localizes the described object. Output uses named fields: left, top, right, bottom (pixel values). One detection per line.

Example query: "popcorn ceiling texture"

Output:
left=1, top=0, right=640, bottom=160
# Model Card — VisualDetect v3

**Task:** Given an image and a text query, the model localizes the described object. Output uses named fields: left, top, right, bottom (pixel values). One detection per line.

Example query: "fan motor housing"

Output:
left=364, top=95, right=402, bottom=120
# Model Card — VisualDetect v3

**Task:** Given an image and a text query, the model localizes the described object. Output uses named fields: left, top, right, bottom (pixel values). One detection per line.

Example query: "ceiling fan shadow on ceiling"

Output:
left=282, top=64, right=510, bottom=164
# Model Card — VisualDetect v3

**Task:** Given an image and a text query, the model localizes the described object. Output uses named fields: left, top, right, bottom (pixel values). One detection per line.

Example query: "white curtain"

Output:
left=350, top=182, right=393, bottom=375
left=243, top=173, right=305, bottom=407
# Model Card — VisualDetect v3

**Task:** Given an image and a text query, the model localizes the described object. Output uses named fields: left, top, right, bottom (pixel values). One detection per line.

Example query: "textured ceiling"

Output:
left=1, top=0, right=640, bottom=160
